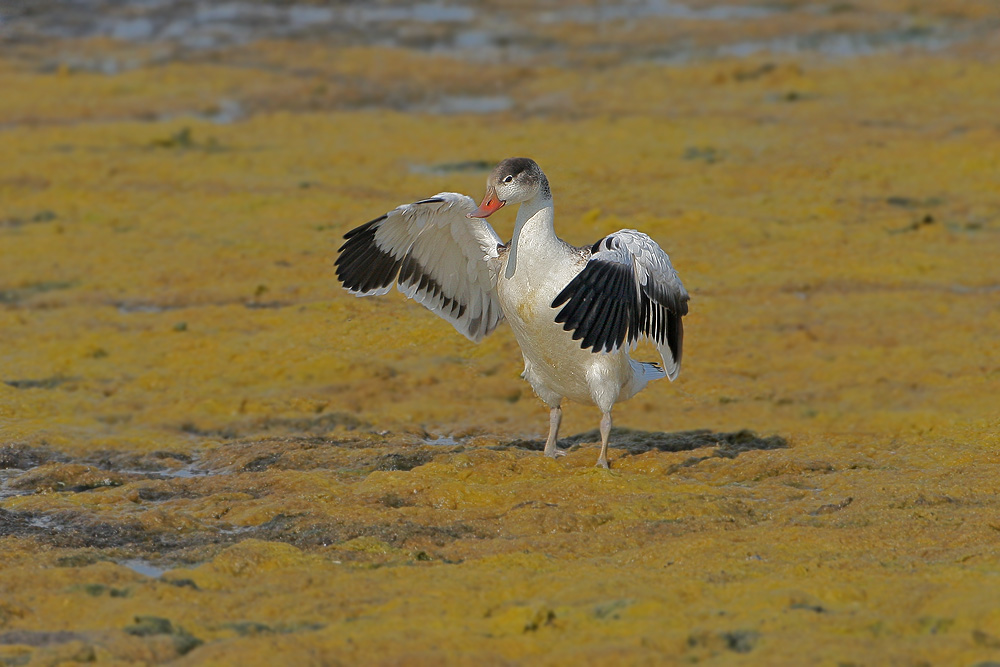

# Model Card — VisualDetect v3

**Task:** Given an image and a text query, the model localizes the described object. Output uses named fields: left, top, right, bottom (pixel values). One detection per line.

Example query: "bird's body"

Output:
left=493, top=193, right=657, bottom=413
left=336, top=158, right=689, bottom=467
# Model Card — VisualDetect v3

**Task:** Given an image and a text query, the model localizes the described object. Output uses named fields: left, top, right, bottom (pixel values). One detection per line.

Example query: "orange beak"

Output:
left=467, top=187, right=505, bottom=218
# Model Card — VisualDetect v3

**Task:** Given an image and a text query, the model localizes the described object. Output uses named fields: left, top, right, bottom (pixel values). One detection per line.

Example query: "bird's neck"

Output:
left=515, top=196, right=555, bottom=240
left=506, top=192, right=557, bottom=279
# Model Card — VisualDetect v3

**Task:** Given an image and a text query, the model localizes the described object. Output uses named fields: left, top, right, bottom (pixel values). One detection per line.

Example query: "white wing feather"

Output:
left=336, top=192, right=505, bottom=342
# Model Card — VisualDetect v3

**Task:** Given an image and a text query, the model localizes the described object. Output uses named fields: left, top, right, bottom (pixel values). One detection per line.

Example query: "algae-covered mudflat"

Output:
left=2, top=1, right=1000, bottom=664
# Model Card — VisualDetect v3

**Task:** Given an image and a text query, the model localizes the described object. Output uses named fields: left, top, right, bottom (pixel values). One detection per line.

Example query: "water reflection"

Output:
left=1, top=1, right=990, bottom=60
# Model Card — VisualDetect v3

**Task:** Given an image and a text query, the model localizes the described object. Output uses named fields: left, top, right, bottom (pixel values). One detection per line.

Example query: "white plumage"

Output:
left=337, top=193, right=504, bottom=343
left=336, top=158, right=689, bottom=468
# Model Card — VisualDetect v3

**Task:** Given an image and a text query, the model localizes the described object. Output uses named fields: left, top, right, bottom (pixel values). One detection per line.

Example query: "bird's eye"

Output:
left=503, top=175, right=513, bottom=184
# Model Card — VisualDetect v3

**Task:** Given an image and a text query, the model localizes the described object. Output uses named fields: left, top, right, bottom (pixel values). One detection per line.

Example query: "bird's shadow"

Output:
left=502, top=428, right=788, bottom=462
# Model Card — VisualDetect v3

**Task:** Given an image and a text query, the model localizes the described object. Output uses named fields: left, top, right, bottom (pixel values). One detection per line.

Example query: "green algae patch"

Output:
left=2, top=20, right=1000, bottom=666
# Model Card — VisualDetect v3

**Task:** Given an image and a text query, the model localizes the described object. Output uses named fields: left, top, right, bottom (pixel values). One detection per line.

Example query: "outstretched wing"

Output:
left=551, top=229, right=689, bottom=379
left=335, top=192, right=505, bottom=343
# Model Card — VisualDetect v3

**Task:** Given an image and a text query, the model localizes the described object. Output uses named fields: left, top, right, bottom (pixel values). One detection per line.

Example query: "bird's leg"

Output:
left=596, top=411, right=612, bottom=469
left=542, top=405, right=565, bottom=459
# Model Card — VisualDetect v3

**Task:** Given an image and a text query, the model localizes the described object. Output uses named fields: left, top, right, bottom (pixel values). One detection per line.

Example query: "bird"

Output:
left=335, top=157, right=689, bottom=468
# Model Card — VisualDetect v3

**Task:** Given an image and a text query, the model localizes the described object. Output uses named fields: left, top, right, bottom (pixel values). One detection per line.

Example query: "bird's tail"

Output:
left=637, top=361, right=667, bottom=382
left=623, top=360, right=668, bottom=401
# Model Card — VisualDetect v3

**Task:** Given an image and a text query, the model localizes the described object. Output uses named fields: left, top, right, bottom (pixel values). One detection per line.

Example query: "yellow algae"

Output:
left=1, top=11, right=1000, bottom=665
left=188, top=540, right=324, bottom=579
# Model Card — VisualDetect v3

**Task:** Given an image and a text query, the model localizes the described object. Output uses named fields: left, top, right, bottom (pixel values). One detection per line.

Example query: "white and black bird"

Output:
left=335, top=158, right=689, bottom=468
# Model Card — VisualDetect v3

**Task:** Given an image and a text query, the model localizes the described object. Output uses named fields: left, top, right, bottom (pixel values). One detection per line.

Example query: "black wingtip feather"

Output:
left=551, top=284, right=573, bottom=309
left=340, top=215, right=387, bottom=244
left=668, top=313, right=684, bottom=364
left=600, top=297, right=622, bottom=352
left=594, top=268, right=625, bottom=352
left=580, top=264, right=627, bottom=351
left=552, top=238, right=690, bottom=359
left=555, top=287, right=592, bottom=329
left=554, top=260, right=650, bottom=354
left=335, top=215, right=405, bottom=293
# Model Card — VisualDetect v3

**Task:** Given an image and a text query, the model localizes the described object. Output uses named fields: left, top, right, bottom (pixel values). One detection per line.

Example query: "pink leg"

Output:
left=596, top=411, right=612, bottom=468
left=543, top=405, right=565, bottom=459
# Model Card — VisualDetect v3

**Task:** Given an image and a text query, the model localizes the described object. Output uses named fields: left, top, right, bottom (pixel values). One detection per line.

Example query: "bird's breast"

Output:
left=497, top=264, right=632, bottom=400
left=497, top=266, right=562, bottom=329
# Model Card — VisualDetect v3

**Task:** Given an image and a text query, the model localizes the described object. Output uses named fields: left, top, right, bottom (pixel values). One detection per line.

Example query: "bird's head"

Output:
left=468, top=157, right=546, bottom=219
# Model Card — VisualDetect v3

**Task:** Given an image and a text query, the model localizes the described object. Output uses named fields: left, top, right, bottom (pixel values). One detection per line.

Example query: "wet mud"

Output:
left=1, top=428, right=783, bottom=556
left=2, top=0, right=1000, bottom=664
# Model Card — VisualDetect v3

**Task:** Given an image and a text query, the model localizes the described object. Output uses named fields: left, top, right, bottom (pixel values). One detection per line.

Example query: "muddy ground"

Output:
left=2, top=1, right=1000, bottom=664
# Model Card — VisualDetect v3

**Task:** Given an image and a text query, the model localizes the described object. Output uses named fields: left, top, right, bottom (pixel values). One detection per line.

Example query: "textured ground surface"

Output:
left=2, top=1, right=1000, bottom=664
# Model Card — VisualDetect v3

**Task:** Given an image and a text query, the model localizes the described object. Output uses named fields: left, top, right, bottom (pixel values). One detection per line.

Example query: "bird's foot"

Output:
left=595, top=456, right=610, bottom=469
left=543, top=445, right=567, bottom=459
